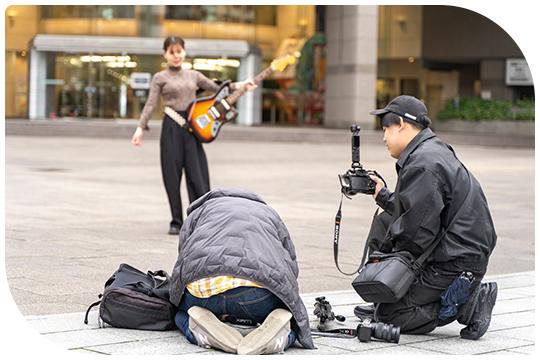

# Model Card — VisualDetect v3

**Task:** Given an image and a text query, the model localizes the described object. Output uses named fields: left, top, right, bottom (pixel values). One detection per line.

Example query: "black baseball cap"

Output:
left=370, top=95, right=431, bottom=126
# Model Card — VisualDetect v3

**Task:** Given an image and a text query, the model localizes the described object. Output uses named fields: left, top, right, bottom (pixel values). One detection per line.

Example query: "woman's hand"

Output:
left=132, top=127, right=144, bottom=146
left=239, top=79, right=257, bottom=92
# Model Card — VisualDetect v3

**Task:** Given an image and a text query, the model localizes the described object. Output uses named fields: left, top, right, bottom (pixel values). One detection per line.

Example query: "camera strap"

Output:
left=310, top=326, right=358, bottom=339
left=334, top=194, right=376, bottom=276
left=335, top=163, right=474, bottom=278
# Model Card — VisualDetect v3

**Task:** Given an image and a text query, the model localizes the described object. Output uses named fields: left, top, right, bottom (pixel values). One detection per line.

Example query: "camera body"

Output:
left=339, top=168, right=376, bottom=196
left=338, top=125, right=377, bottom=196
left=357, top=318, right=400, bottom=343
left=312, top=297, right=400, bottom=343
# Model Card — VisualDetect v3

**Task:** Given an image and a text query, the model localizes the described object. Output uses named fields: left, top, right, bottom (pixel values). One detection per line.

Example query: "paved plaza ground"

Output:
left=3, top=119, right=536, bottom=356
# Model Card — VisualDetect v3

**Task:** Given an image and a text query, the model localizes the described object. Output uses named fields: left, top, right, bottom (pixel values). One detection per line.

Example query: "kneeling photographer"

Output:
left=339, top=95, right=498, bottom=340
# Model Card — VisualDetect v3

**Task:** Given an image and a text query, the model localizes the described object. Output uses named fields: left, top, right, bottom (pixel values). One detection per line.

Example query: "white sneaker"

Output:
left=237, top=308, right=293, bottom=355
left=188, top=306, right=244, bottom=353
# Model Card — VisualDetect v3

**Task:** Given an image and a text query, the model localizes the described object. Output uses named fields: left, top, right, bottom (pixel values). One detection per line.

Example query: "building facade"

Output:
left=5, top=5, right=533, bottom=130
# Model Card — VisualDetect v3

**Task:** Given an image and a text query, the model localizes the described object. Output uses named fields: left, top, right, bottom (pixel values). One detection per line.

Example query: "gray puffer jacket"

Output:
left=169, top=188, right=315, bottom=349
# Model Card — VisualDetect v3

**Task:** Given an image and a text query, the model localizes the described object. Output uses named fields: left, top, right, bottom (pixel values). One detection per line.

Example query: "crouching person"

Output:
left=354, top=96, right=498, bottom=340
left=169, top=188, right=315, bottom=354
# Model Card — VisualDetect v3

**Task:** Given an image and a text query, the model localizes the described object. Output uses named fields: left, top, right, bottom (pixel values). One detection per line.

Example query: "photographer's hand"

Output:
left=369, top=175, right=385, bottom=200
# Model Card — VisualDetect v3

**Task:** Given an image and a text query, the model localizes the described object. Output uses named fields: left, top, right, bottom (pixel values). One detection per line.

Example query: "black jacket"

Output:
left=169, top=188, right=315, bottom=349
left=375, top=128, right=497, bottom=264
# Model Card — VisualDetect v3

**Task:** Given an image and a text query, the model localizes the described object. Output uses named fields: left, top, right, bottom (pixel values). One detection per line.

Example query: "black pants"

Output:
left=367, top=211, right=487, bottom=334
left=375, top=259, right=486, bottom=334
left=160, top=113, right=210, bottom=228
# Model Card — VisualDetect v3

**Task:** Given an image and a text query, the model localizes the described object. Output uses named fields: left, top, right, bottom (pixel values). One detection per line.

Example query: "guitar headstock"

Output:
left=270, top=54, right=296, bottom=72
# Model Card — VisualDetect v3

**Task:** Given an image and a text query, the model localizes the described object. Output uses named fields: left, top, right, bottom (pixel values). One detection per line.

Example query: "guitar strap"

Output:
left=164, top=106, right=191, bottom=129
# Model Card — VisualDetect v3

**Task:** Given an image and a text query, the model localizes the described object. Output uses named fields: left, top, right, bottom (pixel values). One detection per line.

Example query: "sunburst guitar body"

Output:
left=187, top=81, right=236, bottom=142
left=186, top=54, right=296, bottom=143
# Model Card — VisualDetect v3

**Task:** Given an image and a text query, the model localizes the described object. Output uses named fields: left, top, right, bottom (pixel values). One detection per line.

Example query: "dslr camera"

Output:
left=338, top=125, right=380, bottom=196
left=357, top=318, right=401, bottom=343
left=312, top=296, right=400, bottom=343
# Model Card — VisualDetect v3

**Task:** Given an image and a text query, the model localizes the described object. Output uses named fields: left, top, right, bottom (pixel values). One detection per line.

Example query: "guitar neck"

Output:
left=225, top=66, right=275, bottom=105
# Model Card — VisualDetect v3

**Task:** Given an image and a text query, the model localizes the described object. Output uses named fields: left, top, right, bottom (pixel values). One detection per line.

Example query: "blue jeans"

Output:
left=175, top=286, right=296, bottom=349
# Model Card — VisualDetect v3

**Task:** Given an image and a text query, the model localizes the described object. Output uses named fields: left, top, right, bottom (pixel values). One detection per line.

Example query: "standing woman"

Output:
left=132, top=36, right=256, bottom=235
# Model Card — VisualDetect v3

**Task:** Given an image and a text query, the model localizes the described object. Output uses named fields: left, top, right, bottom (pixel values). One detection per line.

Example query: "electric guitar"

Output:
left=187, top=54, right=296, bottom=143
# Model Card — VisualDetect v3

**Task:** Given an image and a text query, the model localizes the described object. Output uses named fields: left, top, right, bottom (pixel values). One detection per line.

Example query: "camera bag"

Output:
left=351, top=171, right=473, bottom=303
left=84, top=263, right=177, bottom=330
left=351, top=251, right=416, bottom=303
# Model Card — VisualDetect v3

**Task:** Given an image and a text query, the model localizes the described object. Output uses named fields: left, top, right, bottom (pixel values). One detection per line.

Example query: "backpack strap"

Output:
left=84, top=296, right=102, bottom=324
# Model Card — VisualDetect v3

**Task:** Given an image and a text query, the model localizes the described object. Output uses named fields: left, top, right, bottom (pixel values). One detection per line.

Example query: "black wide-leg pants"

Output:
left=160, top=113, right=210, bottom=228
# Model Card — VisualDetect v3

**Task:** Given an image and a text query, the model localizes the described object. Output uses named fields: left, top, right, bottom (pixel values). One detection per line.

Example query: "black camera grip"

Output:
left=368, top=170, right=387, bottom=189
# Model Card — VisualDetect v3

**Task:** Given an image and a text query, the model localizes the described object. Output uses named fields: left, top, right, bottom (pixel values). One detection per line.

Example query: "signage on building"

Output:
left=130, top=72, right=152, bottom=97
left=505, top=59, right=533, bottom=86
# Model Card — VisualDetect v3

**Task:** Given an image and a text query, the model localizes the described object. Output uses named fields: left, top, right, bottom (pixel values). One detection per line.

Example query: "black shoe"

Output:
left=460, top=282, right=498, bottom=340
left=354, top=304, right=375, bottom=320
left=168, top=225, right=181, bottom=235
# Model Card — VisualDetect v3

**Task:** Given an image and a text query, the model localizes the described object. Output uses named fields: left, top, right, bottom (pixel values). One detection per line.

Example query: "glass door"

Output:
left=52, top=52, right=137, bottom=119
left=51, top=52, right=241, bottom=120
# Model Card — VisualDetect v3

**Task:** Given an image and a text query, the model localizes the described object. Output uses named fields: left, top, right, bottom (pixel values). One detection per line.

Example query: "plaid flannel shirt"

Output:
left=186, top=276, right=265, bottom=298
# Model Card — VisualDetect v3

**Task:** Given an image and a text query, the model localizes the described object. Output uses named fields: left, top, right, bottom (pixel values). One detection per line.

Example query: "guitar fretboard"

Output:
left=225, top=65, right=275, bottom=105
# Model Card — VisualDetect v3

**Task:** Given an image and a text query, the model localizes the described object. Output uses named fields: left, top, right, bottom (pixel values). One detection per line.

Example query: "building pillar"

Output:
left=28, top=47, right=46, bottom=119
left=324, top=5, right=379, bottom=130
left=480, top=59, right=512, bottom=101
left=236, top=49, right=262, bottom=126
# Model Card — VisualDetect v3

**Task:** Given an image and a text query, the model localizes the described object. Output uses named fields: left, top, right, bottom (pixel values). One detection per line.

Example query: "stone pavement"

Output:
left=3, top=119, right=536, bottom=356
left=15, top=271, right=537, bottom=355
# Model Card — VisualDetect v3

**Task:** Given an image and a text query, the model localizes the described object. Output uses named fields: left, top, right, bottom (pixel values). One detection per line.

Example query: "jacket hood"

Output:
left=187, top=187, right=266, bottom=216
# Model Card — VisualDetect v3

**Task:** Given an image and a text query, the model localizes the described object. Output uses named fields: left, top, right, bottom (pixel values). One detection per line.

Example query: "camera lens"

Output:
left=371, top=322, right=400, bottom=343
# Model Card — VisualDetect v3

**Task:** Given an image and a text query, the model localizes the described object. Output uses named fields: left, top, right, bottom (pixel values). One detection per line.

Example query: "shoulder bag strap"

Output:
left=392, top=142, right=474, bottom=271
left=411, top=170, right=473, bottom=271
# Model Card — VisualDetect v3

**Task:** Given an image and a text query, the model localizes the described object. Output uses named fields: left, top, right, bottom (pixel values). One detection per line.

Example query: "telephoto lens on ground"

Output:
left=372, top=322, right=400, bottom=343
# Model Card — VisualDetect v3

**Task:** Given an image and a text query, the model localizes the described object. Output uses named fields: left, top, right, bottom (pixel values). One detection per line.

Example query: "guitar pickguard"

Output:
left=195, top=114, right=211, bottom=130
left=214, top=85, right=229, bottom=102
left=211, top=119, right=221, bottom=138
left=194, top=113, right=221, bottom=138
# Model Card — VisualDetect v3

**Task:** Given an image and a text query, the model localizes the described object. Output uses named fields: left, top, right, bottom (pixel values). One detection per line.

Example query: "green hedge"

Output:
left=437, top=97, right=535, bottom=121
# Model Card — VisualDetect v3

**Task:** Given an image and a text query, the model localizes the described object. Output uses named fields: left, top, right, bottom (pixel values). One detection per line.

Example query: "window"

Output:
left=41, top=5, right=134, bottom=19
left=165, top=5, right=275, bottom=25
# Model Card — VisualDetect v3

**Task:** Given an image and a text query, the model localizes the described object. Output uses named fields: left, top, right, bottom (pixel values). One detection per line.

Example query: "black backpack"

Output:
left=84, top=263, right=177, bottom=330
